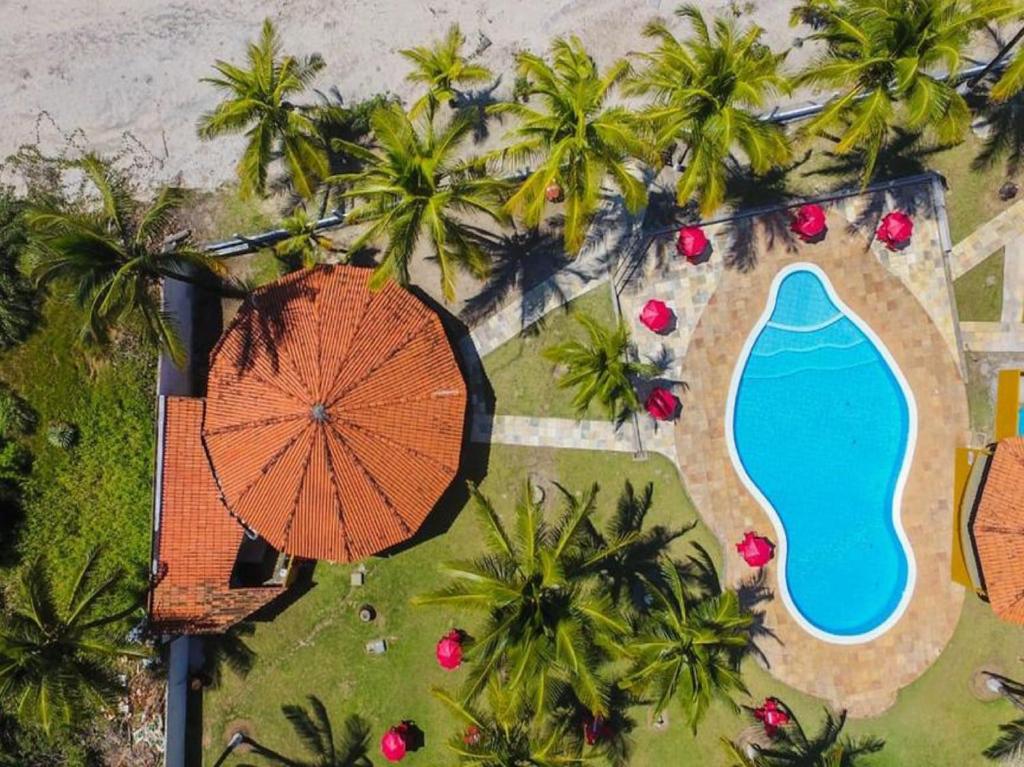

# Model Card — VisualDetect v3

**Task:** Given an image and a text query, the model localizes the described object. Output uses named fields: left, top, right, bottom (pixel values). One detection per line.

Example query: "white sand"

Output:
left=0, top=0, right=808, bottom=190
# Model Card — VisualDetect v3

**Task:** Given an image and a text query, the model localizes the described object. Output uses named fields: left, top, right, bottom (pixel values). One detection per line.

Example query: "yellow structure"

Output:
left=995, top=369, right=1022, bottom=441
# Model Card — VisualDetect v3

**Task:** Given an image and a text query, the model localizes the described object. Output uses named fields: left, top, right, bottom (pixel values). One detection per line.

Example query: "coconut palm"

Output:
left=236, top=696, right=371, bottom=767
left=792, top=0, right=1000, bottom=184
left=0, top=189, right=36, bottom=350
left=744, top=706, right=884, bottom=766
left=198, top=19, right=328, bottom=199
left=990, top=19, right=1024, bottom=102
left=622, top=561, right=751, bottom=732
left=543, top=313, right=658, bottom=423
left=0, top=549, right=146, bottom=737
left=270, top=205, right=343, bottom=275
left=24, top=154, right=237, bottom=365
left=401, top=25, right=493, bottom=120
left=489, top=37, right=652, bottom=254
left=415, top=480, right=633, bottom=717
left=434, top=683, right=585, bottom=767
left=982, top=670, right=1024, bottom=760
left=627, top=6, right=792, bottom=215
left=329, top=103, right=509, bottom=301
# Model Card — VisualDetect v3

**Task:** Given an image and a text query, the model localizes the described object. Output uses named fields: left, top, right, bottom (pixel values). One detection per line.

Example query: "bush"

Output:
left=0, top=384, right=35, bottom=438
left=46, top=421, right=79, bottom=449
left=0, top=441, right=31, bottom=480
left=0, top=188, right=37, bottom=350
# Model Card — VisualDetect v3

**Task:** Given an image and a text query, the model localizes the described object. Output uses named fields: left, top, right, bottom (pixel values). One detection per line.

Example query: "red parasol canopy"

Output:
left=436, top=629, right=463, bottom=670
left=463, top=725, right=482, bottom=745
left=754, top=698, right=790, bottom=737
left=639, top=299, right=673, bottom=333
left=790, top=203, right=827, bottom=241
left=876, top=211, right=913, bottom=249
left=645, top=388, right=679, bottom=421
left=736, top=531, right=775, bottom=567
left=202, top=266, right=466, bottom=563
left=676, top=226, right=708, bottom=261
left=545, top=182, right=564, bottom=203
left=381, top=726, right=408, bottom=762
left=583, top=713, right=614, bottom=746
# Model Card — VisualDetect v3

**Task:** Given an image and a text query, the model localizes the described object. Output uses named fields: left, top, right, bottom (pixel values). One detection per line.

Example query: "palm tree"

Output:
left=627, top=6, right=792, bottom=216
left=622, top=561, right=751, bottom=732
left=0, top=549, right=146, bottom=737
left=0, top=189, right=37, bottom=350
left=791, top=0, right=999, bottom=184
left=435, top=683, right=584, bottom=766
left=744, top=706, right=884, bottom=766
left=237, top=696, right=371, bottom=767
left=982, top=670, right=1024, bottom=760
left=401, top=25, right=493, bottom=120
left=543, top=313, right=658, bottom=422
left=270, top=206, right=343, bottom=275
left=989, top=19, right=1024, bottom=103
left=488, top=37, right=652, bottom=254
left=198, top=19, right=328, bottom=199
left=24, top=154, right=237, bottom=365
left=329, top=103, right=509, bottom=301
left=414, top=479, right=632, bottom=717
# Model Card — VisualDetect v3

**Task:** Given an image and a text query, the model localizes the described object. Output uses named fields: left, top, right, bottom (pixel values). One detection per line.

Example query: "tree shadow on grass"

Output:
left=735, top=568, right=780, bottom=669
left=971, top=91, right=1024, bottom=181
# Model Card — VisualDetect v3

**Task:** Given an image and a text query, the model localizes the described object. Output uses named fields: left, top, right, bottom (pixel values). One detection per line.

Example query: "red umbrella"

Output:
left=463, top=725, right=482, bottom=745
left=582, top=713, right=614, bottom=745
left=645, top=388, right=680, bottom=421
left=736, top=531, right=774, bottom=567
left=545, top=182, right=564, bottom=203
left=639, top=299, right=673, bottom=333
left=676, top=226, right=708, bottom=261
left=381, top=725, right=408, bottom=762
left=876, top=211, right=913, bottom=249
left=436, top=629, right=463, bottom=670
left=790, top=203, right=827, bottom=241
left=754, top=698, right=790, bottom=738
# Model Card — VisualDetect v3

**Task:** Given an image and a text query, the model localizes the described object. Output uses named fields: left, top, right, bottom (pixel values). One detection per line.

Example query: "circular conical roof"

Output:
left=202, top=265, right=467, bottom=562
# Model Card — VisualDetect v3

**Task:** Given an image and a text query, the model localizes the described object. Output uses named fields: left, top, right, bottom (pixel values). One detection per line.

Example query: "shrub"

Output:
left=46, top=421, right=79, bottom=449
left=0, top=188, right=37, bottom=349
left=0, top=384, right=35, bottom=438
left=0, top=440, right=31, bottom=480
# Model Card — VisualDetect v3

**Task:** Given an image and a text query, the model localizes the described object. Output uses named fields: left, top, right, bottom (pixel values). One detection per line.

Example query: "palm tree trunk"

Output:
left=969, top=25, right=1024, bottom=91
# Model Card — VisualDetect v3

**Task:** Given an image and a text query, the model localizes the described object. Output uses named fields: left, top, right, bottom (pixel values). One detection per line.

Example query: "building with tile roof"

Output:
left=148, top=265, right=467, bottom=633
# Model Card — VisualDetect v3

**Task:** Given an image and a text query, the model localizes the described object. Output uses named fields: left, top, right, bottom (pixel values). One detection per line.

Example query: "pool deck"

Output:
left=620, top=183, right=968, bottom=716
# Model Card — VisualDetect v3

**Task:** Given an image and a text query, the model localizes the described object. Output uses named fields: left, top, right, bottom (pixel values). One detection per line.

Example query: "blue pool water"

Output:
left=729, top=266, right=914, bottom=640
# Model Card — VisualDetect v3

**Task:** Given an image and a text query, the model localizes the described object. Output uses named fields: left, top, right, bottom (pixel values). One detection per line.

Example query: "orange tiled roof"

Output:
left=149, top=397, right=284, bottom=634
left=972, top=437, right=1024, bottom=624
left=202, top=265, right=467, bottom=562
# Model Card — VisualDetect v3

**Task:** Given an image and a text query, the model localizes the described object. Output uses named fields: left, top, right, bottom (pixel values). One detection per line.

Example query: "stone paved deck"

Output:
left=672, top=208, right=967, bottom=717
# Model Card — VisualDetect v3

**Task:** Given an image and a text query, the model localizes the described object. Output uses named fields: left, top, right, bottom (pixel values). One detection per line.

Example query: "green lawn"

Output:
left=955, top=248, right=1005, bottom=323
left=482, top=286, right=617, bottom=419
left=0, top=298, right=155, bottom=587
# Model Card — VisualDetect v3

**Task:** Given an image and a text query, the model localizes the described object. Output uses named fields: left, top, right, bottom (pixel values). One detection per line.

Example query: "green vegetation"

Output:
left=0, top=299, right=155, bottom=586
left=240, top=697, right=372, bottom=766
left=400, top=24, right=493, bottom=120
left=197, top=19, right=328, bottom=200
left=543, top=314, right=658, bottom=422
left=628, top=6, right=791, bottom=215
left=331, top=103, right=509, bottom=301
left=482, top=287, right=617, bottom=419
left=955, top=248, right=1004, bottom=322
left=0, top=549, right=146, bottom=737
left=489, top=37, right=651, bottom=254
left=728, top=707, right=884, bottom=767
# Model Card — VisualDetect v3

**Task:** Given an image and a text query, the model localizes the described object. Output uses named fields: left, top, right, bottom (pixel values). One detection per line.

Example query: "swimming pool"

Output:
left=725, top=263, right=917, bottom=644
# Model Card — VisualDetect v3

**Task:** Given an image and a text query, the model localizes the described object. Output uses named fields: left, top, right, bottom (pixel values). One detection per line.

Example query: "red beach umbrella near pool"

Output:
left=754, top=698, right=791, bottom=737
left=639, top=299, right=673, bottom=333
left=645, top=387, right=679, bottom=421
left=736, top=531, right=775, bottom=567
left=381, top=725, right=408, bottom=762
left=790, top=203, right=827, bottom=241
left=676, top=226, right=708, bottom=262
left=583, top=712, right=614, bottom=745
left=436, top=629, right=463, bottom=670
left=876, top=210, right=913, bottom=249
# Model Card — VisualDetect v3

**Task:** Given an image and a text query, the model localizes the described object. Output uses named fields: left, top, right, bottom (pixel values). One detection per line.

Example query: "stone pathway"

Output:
left=950, top=197, right=1024, bottom=279
left=1002, top=239, right=1024, bottom=324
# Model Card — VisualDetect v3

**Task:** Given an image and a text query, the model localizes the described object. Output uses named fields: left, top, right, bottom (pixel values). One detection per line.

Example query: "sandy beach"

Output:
left=0, top=0, right=809, bottom=190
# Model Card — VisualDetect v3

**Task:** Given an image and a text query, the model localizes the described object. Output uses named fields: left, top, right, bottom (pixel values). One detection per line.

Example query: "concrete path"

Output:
left=1002, top=239, right=1024, bottom=324
left=950, top=197, right=1024, bottom=279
